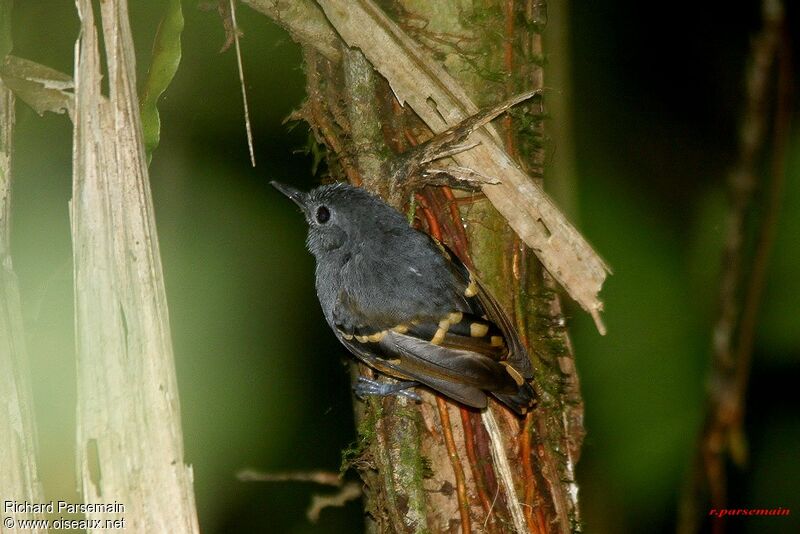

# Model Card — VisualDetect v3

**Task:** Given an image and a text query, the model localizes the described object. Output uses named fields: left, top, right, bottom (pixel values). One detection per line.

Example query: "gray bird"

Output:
left=272, top=181, right=535, bottom=414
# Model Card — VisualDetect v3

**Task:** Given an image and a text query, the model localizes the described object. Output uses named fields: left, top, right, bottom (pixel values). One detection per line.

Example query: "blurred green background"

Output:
left=7, top=1, right=799, bottom=533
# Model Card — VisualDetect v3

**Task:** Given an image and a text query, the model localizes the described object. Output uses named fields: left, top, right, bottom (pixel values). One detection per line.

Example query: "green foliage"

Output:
left=139, top=0, right=183, bottom=162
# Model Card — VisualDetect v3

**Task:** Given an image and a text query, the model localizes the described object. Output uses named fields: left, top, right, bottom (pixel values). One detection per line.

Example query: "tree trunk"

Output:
left=247, top=1, right=588, bottom=532
left=70, top=1, right=199, bottom=531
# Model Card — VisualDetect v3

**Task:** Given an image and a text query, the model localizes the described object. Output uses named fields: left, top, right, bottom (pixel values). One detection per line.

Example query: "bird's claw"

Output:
left=354, top=377, right=422, bottom=402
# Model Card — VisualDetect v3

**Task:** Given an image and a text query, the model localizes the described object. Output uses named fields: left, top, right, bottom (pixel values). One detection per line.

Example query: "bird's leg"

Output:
left=354, top=376, right=422, bottom=402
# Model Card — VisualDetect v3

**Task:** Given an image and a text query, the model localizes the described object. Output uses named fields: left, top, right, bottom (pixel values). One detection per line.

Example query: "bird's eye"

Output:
left=315, top=205, right=330, bottom=224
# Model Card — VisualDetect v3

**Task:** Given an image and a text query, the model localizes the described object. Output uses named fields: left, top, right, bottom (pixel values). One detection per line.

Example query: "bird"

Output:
left=272, top=181, right=535, bottom=414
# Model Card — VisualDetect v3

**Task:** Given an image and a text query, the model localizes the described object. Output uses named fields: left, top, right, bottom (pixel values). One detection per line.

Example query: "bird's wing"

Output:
left=433, top=238, right=534, bottom=380
left=335, top=329, right=491, bottom=409
left=332, top=240, right=535, bottom=413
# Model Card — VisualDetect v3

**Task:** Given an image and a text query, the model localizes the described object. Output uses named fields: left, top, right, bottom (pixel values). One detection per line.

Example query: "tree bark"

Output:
left=70, top=1, right=199, bottom=531
left=248, top=1, right=588, bottom=532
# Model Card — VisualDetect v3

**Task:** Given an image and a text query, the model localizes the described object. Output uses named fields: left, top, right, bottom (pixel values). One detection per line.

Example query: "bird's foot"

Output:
left=354, top=377, right=422, bottom=402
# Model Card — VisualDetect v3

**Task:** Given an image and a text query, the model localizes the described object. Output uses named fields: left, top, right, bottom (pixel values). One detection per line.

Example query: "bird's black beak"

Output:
left=271, top=181, right=308, bottom=212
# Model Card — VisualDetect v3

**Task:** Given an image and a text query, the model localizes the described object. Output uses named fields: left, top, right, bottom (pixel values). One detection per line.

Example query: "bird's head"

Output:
left=271, top=181, right=405, bottom=258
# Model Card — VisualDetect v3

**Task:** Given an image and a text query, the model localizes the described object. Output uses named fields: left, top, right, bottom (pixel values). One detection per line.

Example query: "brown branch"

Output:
left=679, top=1, right=790, bottom=532
left=440, top=186, right=472, bottom=266
left=306, top=482, right=362, bottom=523
left=733, top=5, right=793, bottom=423
left=237, top=469, right=342, bottom=486
left=460, top=407, right=500, bottom=533
left=238, top=469, right=362, bottom=524
left=389, top=89, right=542, bottom=203
left=414, top=191, right=440, bottom=239
left=436, top=398, right=472, bottom=534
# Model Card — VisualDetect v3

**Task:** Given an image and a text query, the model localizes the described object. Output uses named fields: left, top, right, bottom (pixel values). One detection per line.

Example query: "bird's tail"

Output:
left=492, top=382, right=536, bottom=415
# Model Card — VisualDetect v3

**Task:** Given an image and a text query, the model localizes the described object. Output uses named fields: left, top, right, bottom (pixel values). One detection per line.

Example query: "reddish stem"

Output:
left=414, top=193, right=441, bottom=240
left=460, top=407, right=499, bottom=533
left=436, top=397, right=472, bottom=534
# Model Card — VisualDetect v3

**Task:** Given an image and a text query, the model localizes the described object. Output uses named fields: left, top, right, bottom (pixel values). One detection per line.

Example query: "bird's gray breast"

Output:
left=316, top=233, right=463, bottom=333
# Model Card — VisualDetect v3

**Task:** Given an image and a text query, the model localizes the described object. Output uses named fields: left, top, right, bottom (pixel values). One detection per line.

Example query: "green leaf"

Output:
left=139, top=0, right=183, bottom=163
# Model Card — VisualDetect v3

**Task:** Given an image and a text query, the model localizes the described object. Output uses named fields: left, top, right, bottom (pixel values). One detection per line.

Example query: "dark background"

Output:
left=8, top=1, right=799, bottom=533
